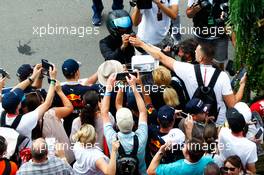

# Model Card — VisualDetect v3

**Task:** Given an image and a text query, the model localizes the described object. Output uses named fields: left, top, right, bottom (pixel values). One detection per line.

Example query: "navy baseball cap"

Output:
left=185, top=98, right=207, bottom=115
left=2, top=88, right=25, bottom=112
left=158, top=105, right=175, bottom=122
left=62, top=59, right=81, bottom=76
left=16, top=64, right=33, bottom=81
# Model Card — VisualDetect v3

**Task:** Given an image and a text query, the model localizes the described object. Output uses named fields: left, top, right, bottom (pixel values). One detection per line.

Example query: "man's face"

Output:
left=194, top=112, right=207, bottom=122
left=195, top=45, right=203, bottom=63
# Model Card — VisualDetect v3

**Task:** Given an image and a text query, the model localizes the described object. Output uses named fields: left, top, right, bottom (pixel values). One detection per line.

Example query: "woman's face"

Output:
left=223, top=162, right=240, bottom=175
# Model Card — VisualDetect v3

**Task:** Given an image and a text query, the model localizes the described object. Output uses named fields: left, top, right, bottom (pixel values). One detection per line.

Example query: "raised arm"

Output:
left=153, top=0, right=178, bottom=20
left=131, top=7, right=142, bottom=26
left=83, top=72, right=98, bottom=86
left=0, top=77, right=6, bottom=102
left=224, top=74, right=247, bottom=108
left=129, top=37, right=176, bottom=71
left=12, top=64, right=42, bottom=91
left=136, top=71, right=152, bottom=105
left=101, top=74, right=116, bottom=124
left=54, top=82, right=74, bottom=119
left=126, top=74, right=147, bottom=123
left=96, top=140, right=120, bottom=175
left=115, top=87, right=124, bottom=111
left=36, top=66, right=57, bottom=118
left=186, top=3, right=202, bottom=18
left=147, top=143, right=169, bottom=175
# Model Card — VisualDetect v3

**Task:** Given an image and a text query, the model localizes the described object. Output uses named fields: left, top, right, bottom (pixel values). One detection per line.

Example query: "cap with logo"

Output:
left=185, top=98, right=207, bottom=115
left=158, top=105, right=175, bottom=122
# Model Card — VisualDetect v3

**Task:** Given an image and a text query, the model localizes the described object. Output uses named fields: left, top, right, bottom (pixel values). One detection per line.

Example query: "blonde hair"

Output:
left=72, top=124, right=96, bottom=145
left=163, top=87, right=179, bottom=108
left=152, top=66, right=171, bottom=86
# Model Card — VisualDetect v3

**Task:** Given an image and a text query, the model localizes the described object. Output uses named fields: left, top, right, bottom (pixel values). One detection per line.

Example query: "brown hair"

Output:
left=224, top=155, right=243, bottom=169
left=199, top=42, right=215, bottom=61
left=203, top=123, right=218, bottom=154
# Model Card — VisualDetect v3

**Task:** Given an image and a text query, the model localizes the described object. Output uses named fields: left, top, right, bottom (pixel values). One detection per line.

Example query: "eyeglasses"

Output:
left=221, top=166, right=236, bottom=172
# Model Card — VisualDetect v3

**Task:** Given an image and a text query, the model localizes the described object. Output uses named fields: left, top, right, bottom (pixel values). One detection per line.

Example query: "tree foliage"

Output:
left=230, top=0, right=264, bottom=96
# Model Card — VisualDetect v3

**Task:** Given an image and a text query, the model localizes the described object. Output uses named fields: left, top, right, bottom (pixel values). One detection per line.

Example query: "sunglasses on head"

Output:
left=221, top=166, right=236, bottom=172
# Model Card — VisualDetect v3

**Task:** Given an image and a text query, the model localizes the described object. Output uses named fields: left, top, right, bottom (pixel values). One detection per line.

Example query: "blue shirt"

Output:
left=156, top=156, right=213, bottom=175
left=104, top=122, right=148, bottom=175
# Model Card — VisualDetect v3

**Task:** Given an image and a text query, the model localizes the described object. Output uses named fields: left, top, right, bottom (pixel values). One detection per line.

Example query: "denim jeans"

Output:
left=92, top=0, right=124, bottom=16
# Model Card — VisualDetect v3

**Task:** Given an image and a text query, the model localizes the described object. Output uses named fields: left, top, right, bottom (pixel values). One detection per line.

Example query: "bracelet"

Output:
left=28, top=77, right=34, bottom=84
left=104, top=92, right=112, bottom=97
left=50, top=79, right=56, bottom=86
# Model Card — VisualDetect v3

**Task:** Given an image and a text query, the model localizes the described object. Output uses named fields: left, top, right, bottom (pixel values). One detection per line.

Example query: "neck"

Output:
left=66, top=77, right=78, bottom=82
left=232, top=132, right=244, bottom=137
left=159, top=126, right=172, bottom=134
left=32, top=157, right=48, bottom=163
left=6, top=113, right=18, bottom=117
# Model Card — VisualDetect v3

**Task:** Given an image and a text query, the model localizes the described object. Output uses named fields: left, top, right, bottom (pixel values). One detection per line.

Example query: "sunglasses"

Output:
left=221, top=166, right=236, bottom=172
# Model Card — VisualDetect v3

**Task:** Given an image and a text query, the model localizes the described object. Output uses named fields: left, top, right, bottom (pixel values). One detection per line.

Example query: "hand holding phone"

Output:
left=116, top=72, right=137, bottom=81
left=0, top=68, right=10, bottom=79
left=41, top=59, right=54, bottom=76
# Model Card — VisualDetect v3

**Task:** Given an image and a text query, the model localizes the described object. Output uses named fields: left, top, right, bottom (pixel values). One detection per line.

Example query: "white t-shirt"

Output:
left=70, top=112, right=115, bottom=150
left=218, top=127, right=258, bottom=168
left=0, top=104, right=39, bottom=141
left=137, top=0, right=179, bottom=45
left=73, top=142, right=109, bottom=175
left=173, top=61, right=233, bottom=125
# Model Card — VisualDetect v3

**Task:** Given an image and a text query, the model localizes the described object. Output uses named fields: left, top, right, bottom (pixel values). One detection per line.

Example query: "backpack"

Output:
left=192, top=65, right=221, bottom=121
left=0, top=111, right=30, bottom=165
left=171, top=72, right=190, bottom=110
left=116, top=135, right=139, bottom=175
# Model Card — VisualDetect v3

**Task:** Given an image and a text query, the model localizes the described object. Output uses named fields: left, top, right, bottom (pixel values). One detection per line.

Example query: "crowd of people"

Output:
left=1, top=0, right=264, bottom=175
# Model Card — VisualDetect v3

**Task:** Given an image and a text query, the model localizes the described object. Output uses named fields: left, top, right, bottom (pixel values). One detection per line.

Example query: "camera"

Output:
left=129, top=0, right=152, bottom=9
left=198, top=0, right=212, bottom=9
left=215, top=2, right=229, bottom=25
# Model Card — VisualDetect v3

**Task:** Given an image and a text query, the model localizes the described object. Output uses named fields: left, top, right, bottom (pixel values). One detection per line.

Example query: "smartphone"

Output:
left=255, top=129, right=263, bottom=139
left=0, top=68, right=10, bottom=79
left=231, top=67, right=247, bottom=88
left=130, top=32, right=136, bottom=38
left=116, top=72, right=137, bottom=81
left=41, top=59, right=54, bottom=76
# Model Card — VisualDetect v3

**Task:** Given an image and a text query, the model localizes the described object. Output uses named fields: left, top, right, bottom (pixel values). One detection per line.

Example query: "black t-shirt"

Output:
left=99, top=35, right=135, bottom=64
left=62, top=83, right=95, bottom=137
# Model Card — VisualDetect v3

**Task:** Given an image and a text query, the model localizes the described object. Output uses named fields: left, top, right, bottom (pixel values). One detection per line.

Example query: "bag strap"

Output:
left=208, top=68, right=221, bottom=88
left=118, top=135, right=139, bottom=157
left=0, top=111, right=23, bottom=130
left=117, top=135, right=126, bottom=157
left=10, top=114, right=23, bottom=130
left=2, top=158, right=11, bottom=175
left=0, top=111, right=7, bottom=126
left=130, top=135, right=139, bottom=156
left=194, top=64, right=204, bottom=87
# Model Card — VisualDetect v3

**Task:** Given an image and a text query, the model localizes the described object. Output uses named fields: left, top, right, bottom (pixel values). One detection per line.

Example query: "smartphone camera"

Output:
left=0, top=68, right=10, bottom=79
left=41, top=59, right=54, bottom=76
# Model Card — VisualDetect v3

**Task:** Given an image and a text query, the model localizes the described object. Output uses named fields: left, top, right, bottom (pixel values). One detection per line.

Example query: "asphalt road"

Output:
left=0, top=0, right=233, bottom=87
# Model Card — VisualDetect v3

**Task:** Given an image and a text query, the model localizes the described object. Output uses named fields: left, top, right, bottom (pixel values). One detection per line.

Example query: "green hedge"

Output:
left=230, top=0, right=264, bottom=97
